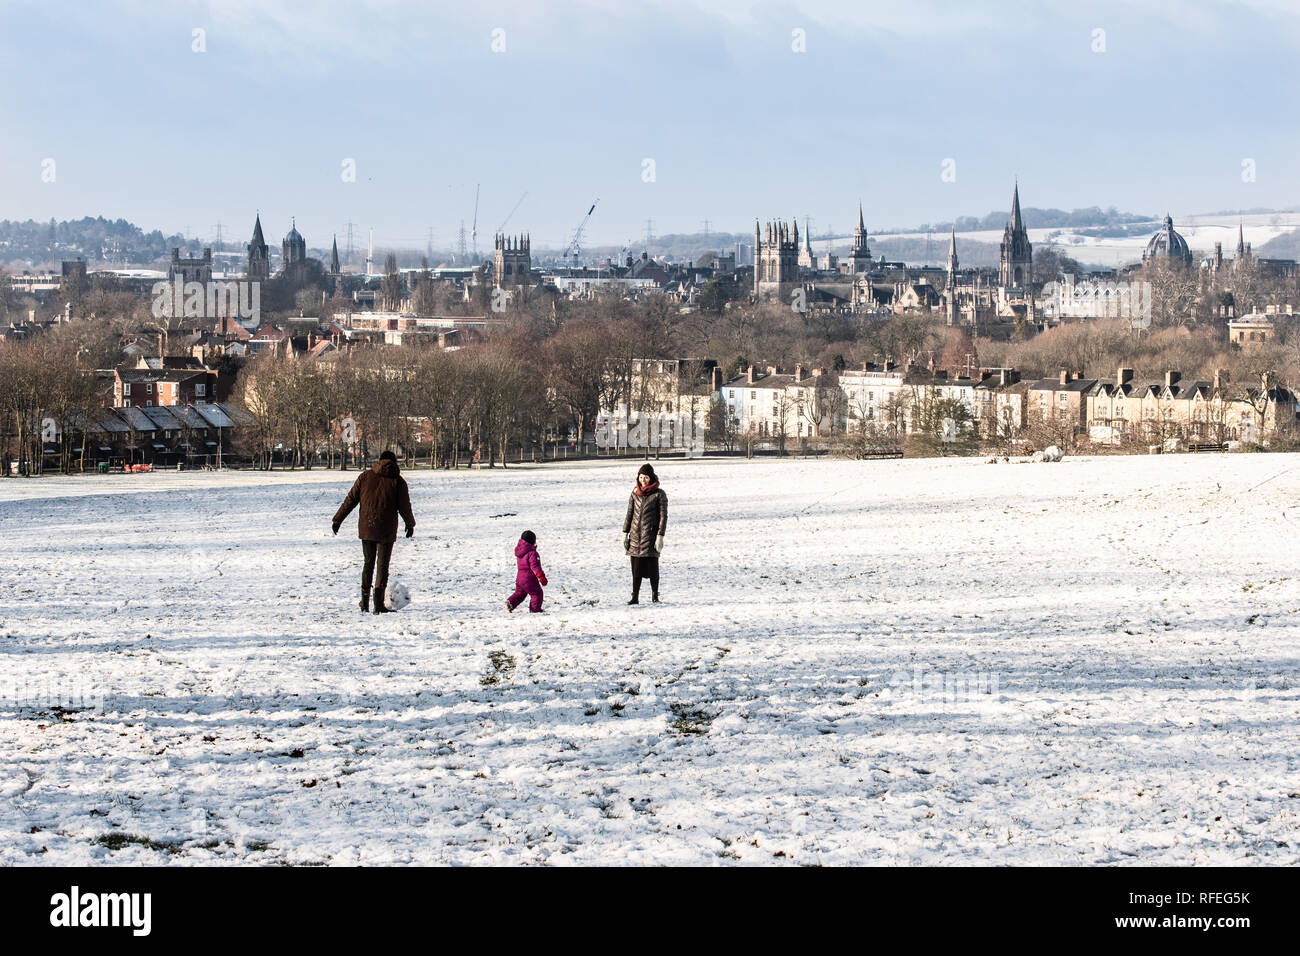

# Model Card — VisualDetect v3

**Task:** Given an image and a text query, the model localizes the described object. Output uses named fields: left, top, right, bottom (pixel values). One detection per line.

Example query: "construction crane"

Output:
left=564, top=198, right=599, bottom=266
left=495, top=191, right=528, bottom=235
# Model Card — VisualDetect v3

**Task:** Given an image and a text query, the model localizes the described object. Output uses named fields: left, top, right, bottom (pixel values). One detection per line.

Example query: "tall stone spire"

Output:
left=1236, top=221, right=1246, bottom=257
left=947, top=226, right=958, bottom=274
left=331, top=235, right=340, bottom=274
left=246, top=212, right=269, bottom=282
left=999, top=182, right=1032, bottom=290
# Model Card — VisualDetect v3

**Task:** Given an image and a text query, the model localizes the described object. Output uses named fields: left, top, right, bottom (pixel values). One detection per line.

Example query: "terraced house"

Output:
left=720, top=364, right=840, bottom=445
left=1087, top=368, right=1298, bottom=445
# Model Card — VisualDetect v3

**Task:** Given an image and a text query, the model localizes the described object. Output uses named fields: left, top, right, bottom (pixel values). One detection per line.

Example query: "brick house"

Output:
left=114, top=367, right=220, bottom=408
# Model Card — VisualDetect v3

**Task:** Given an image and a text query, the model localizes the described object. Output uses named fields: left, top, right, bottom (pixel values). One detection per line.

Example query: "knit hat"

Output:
left=520, top=530, right=536, bottom=545
left=637, top=463, right=657, bottom=481
left=379, top=450, right=397, bottom=462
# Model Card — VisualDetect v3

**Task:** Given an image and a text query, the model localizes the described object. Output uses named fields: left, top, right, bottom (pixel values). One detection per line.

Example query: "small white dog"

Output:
left=386, top=581, right=411, bottom=611
left=1040, top=445, right=1064, bottom=462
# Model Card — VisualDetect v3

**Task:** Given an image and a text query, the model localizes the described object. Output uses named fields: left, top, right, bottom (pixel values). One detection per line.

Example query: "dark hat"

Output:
left=520, top=530, right=536, bottom=545
left=379, top=450, right=397, bottom=462
left=637, top=463, right=657, bottom=480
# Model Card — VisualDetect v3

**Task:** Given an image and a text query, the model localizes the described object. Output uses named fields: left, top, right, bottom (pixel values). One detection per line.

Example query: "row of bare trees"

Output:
left=0, top=337, right=103, bottom=475
left=231, top=318, right=675, bottom=470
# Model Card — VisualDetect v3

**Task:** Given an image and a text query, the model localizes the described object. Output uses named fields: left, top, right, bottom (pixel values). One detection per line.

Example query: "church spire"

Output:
left=1010, top=182, right=1023, bottom=231
left=331, top=235, right=340, bottom=273
left=858, top=202, right=865, bottom=233
left=1237, top=221, right=1246, bottom=257
left=251, top=213, right=264, bottom=246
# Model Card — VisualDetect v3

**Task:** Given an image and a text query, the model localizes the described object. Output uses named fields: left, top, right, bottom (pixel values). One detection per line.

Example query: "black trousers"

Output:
left=630, top=556, right=659, bottom=597
left=361, top=540, right=394, bottom=591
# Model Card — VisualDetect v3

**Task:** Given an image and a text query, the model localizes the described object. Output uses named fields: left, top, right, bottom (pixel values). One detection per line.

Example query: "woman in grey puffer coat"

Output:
left=622, top=463, right=667, bottom=604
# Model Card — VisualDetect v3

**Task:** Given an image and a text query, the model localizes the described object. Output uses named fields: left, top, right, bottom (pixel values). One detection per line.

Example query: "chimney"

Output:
left=1164, top=370, right=1181, bottom=389
left=1213, top=368, right=1228, bottom=390
left=710, top=366, right=723, bottom=391
left=795, top=364, right=805, bottom=383
left=860, top=361, right=868, bottom=372
left=1074, top=369, right=1084, bottom=381
left=767, top=365, right=778, bottom=376
left=999, top=368, right=1010, bottom=387
left=1117, top=367, right=1133, bottom=386
left=747, top=365, right=756, bottom=384
left=1059, top=369, right=1069, bottom=386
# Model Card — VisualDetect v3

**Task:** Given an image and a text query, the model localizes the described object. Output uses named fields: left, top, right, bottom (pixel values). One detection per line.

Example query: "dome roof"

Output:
left=1143, top=215, right=1193, bottom=264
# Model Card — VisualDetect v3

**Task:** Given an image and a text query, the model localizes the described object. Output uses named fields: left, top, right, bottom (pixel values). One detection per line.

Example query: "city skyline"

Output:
left=3, top=0, right=1298, bottom=251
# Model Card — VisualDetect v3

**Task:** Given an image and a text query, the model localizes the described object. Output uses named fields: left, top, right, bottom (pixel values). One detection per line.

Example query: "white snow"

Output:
left=1, top=455, right=1298, bottom=865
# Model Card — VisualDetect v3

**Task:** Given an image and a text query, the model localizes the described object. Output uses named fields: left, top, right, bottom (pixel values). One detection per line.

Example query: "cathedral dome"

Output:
left=1143, top=215, right=1193, bottom=265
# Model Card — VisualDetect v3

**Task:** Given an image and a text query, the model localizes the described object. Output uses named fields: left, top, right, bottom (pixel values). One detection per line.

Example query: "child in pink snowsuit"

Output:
left=506, top=530, right=547, bottom=613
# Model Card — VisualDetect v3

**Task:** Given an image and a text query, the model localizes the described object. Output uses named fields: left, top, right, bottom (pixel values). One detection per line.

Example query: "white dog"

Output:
left=1039, top=445, right=1064, bottom=462
left=386, top=581, right=411, bottom=611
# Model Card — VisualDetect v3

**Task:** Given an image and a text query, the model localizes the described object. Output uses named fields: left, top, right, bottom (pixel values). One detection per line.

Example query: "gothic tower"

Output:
left=246, top=214, right=269, bottom=282
left=754, top=219, right=799, bottom=302
left=998, top=183, right=1032, bottom=290
left=282, top=218, right=306, bottom=271
left=798, top=218, right=816, bottom=270
left=946, top=227, right=960, bottom=325
left=494, top=233, right=531, bottom=287
left=848, top=203, right=873, bottom=275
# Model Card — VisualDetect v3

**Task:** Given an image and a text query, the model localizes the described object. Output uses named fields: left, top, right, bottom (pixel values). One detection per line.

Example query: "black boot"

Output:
left=373, top=587, right=390, bottom=614
left=651, top=591, right=660, bottom=603
left=360, top=588, right=371, bottom=613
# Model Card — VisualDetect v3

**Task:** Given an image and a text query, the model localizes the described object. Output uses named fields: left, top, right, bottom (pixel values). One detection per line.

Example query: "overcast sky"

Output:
left=3, top=0, right=1298, bottom=252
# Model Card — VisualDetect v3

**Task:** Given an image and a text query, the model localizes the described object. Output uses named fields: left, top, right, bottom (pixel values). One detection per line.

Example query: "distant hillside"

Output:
left=0, top=216, right=191, bottom=270
left=1256, top=228, right=1300, bottom=260
left=910, top=206, right=1151, bottom=235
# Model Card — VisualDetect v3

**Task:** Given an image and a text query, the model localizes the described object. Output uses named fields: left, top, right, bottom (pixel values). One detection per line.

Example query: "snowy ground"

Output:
left=2, top=454, right=1299, bottom=866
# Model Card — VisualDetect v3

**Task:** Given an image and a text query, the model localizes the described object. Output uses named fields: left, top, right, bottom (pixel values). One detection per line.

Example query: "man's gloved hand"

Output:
left=655, top=535, right=664, bottom=555
left=538, top=573, right=548, bottom=587
left=332, top=520, right=341, bottom=536
left=405, top=525, right=414, bottom=538
left=622, top=533, right=630, bottom=552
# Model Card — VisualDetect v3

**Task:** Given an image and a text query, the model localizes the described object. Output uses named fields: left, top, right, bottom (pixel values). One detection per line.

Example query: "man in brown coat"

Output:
left=333, top=450, right=416, bottom=614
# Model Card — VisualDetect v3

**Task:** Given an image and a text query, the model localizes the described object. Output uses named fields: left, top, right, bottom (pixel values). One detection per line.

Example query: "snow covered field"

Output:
left=2, top=454, right=1298, bottom=866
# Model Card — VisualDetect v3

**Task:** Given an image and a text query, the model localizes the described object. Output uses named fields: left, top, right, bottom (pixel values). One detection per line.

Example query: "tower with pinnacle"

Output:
left=754, top=219, right=799, bottom=302
left=246, top=214, right=269, bottom=282
left=493, top=233, right=531, bottom=287
left=945, top=228, right=960, bottom=325
left=998, top=183, right=1033, bottom=290
left=848, top=203, right=873, bottom=275
left=282, top=218, right=306, bottom=271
